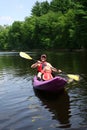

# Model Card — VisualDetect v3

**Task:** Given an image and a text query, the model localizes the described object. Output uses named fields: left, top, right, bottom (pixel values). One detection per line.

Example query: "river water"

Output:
left=0, top=51, right=87, bottom=130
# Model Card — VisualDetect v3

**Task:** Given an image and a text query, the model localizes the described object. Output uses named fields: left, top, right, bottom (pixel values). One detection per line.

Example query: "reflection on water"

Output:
left=0, top=51, right=87, bottom=130
left=34, top=89, right=71, bottom=128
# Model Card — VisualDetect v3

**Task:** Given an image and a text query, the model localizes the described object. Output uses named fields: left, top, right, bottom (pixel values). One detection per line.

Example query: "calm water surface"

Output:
left=0, top=51, right=87, bottom=130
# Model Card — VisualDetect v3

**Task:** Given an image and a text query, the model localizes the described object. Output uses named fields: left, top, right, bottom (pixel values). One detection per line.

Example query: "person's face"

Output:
left=41, top=56, right=46, bottom=62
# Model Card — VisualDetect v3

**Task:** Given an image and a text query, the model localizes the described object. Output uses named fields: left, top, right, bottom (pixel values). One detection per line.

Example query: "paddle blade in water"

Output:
left=19, top=52, right=32, bottom=60
left=67, top=74, right=80, bottom=81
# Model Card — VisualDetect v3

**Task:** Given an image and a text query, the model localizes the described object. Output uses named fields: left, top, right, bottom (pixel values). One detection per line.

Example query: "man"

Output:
left=31, top=54, right=61, bottom=80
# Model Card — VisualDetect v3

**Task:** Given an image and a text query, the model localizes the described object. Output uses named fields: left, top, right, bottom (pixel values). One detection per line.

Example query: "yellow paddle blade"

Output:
left=67, top=74, right=80, bottom=81
left=19, top=52, right=32, bottom=60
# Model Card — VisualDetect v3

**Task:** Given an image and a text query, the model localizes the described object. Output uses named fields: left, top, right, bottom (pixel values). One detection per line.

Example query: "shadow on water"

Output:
left=34, top=89, right=71, bottom=128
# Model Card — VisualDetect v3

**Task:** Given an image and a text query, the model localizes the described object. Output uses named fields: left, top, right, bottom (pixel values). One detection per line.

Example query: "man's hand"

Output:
left=37, top=60, right=41, bottom=64
left=58, top=69, right=62, bottom=73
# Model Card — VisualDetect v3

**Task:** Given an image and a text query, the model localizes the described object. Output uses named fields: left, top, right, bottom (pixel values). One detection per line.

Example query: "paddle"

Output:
left=19, top=52, right=80, bottom=81
left=58, top=73, right=80, bottom=81
left=67, top=74, right=80, bottom=81
left=19, top=52, right=33, bottom=60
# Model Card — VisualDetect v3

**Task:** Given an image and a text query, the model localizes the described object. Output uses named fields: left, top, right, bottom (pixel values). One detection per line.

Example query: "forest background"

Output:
left=0, top=0, right=87, bottom=51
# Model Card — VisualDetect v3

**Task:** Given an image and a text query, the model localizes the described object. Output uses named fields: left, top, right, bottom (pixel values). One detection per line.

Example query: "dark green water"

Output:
left=0, top=51, right=87, bottom=130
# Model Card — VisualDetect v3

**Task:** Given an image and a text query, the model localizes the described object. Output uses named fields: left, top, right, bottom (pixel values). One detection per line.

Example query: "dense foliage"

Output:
left=0, top=0, right=87, bottom=51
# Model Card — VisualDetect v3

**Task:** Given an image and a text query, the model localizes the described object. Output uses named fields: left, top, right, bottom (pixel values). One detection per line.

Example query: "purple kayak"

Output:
left=32, top=76, right=67, bottom=93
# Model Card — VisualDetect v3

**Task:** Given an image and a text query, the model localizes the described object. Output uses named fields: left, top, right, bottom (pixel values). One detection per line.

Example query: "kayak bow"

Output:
left=32, top=76, right=67, bottom=93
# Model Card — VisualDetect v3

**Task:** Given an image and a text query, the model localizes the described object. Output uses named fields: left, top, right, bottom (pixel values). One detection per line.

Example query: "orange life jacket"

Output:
left=37, top=62, right=47, bottom=72
left=42, top=66, right=53, bottom=81
left=42, top=72, right=53, bottom=81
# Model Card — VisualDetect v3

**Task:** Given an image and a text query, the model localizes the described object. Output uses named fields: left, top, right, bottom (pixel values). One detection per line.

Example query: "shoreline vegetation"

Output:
left=0, top=48, right=87, bottom=53
left=0, top=0, right=87, bottom=51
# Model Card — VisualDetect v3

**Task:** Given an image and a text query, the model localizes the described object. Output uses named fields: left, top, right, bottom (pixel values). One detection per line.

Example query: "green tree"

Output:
left=0, top=25, right=10, bottom=50
left=31, top=1, right=50, bottom=16
left=33, top=14, right=51, bottom=49
left=31, top=1, right=41, bottom=16
left=8, top=21, right=22, bottom=50
left=50, top=0, right=74, bottom=13
left=72, top=1, right=87, bottom=49
left=21, top=16, right=36, bottom=50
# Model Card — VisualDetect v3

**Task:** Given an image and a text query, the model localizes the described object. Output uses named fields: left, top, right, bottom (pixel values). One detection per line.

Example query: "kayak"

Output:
left=32, top=76, right=67, bottom=93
